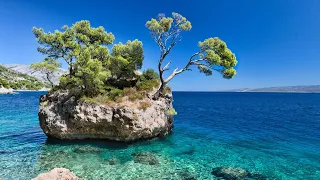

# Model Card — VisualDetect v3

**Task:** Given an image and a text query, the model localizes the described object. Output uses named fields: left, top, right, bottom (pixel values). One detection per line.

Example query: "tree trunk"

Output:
left=46, top=73, right=54, bottom=88
left=153, top=82, right=166, bottom=100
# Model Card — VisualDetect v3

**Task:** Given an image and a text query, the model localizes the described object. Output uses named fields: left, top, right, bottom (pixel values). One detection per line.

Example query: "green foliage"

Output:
left=146, top=12, right=238, bottom=99
left=146, top=12, right=191, bottom=35
left=33, top=20, right=115, bottom=96
left=136, top=69, right=160, bottom=92
left=0, top=65, right=8, bottom=72
left=108, top=88, right=123, bottom=101
left=73, top=48, right=110, bottom=96
left=140, top=69, right=159, bottom=81
left=166, top=108, right=177, bottom=116
left=33, top=20, right=115, bottom=72
left=136, top=79, right=159, bottom=92
left=0, top=78, right=10, bottom=88
left=110, top=40, right=144, bottom=79
left=138, top=101, right=152, bottom=111
left=41, top=101, right=49, bottom=107
left=197, top=37, right=237, bottom=79
left=33, top=20, right=144, bottom=97
left=33, top=20, right=174, bottom=103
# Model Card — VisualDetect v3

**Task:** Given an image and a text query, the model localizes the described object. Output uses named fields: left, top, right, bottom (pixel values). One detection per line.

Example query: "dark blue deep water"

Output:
left=0, top=92, right=320, bottom=179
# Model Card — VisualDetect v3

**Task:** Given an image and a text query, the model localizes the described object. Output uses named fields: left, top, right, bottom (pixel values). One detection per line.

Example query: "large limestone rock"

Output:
left=33, top=168, right=79, bottom=180
left=38, top=90, right=173, bottom=141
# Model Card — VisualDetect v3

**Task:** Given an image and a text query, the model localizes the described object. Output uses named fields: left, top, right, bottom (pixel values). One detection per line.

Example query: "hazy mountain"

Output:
left=226, top=85, right=320, bottom=93
left=0, top=64, right=46, bottom=90
left=2, top=64, right=67, bottom=85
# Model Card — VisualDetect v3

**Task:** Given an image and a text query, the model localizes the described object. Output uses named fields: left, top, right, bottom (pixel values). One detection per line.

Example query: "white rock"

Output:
left=0, top=87, right=13, bottom=94
left=32, top=168, right=79, bottom=180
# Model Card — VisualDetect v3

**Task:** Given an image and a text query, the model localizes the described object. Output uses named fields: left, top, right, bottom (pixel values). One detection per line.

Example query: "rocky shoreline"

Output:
left=0, top=87, right=13, bottom=94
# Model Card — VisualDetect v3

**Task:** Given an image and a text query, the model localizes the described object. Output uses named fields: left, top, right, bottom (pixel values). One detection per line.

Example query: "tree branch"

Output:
left=162, top=61, right=171, bottom=72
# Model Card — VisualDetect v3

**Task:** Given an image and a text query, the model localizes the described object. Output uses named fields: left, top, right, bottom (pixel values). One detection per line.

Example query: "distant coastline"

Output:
left=172, top=85, right=320, bottom=93
left=223, top=85, right=320, bottom=93
left=0, top=88, right=49, bottom=94
left=14, top=89, right=49, bottom=92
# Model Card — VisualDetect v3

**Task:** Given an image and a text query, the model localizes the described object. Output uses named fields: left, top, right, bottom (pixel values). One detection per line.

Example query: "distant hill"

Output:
left=0, top=64, right=47, bottom=90
left=227, top=85, right=320, bottom=93
left=3, top=64, right=67, bottom=85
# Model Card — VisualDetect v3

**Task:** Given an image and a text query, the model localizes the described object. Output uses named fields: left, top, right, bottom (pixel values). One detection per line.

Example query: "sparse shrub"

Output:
left=80, top=95, right=109, bottom=105
left=136, top=79, right=159, bottom=92
left=166, top=108, right=177, bottom=116
left=108, top=88, right=123, bottom=101
left=138, top=101, right=151, bottom=111
left=123, top=87, right=144, bottom=101
left=163, top=86, right=172, bottom=95
left=123, top=87, right=137, bottom=96
left=136, top=69, right=160, bottom=92
left=41, top=101, right=49, bottom=107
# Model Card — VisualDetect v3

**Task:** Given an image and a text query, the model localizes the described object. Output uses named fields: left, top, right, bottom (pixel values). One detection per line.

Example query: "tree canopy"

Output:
left=146, top=12, right=238, bottom=99
left=33, top=14, right=238, bottom=101
left=33, top=20, right=144, bottom=97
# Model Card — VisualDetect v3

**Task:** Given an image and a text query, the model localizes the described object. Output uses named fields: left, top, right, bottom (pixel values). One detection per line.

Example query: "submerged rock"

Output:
left=107, top=158, right=118, bottom=165
left=38, top=90, right=173, bottom=141
left=211, top=166, right=267, bottom=180
left=178, top=170, right=197, bottom=180
left=211, top=166, right=249, bottom=180
left=32, top=168, right=79, bottom=180
left=132, top=151, right=159, bottom=165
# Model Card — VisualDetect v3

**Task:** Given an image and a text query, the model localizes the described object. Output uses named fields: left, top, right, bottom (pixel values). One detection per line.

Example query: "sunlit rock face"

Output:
left=38, top=90, right=173, bottom=142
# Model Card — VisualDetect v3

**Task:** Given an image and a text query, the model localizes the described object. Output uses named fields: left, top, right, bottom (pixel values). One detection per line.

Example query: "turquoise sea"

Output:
left=0, top=92, right=320, bottom=179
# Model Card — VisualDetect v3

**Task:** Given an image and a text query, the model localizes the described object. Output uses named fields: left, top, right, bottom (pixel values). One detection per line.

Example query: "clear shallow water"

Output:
left=0, top=92, right=320, bottom=179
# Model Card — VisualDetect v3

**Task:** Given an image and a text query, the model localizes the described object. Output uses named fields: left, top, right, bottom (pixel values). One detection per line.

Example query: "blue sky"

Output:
left=0, top=0, right=320, bottom=91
